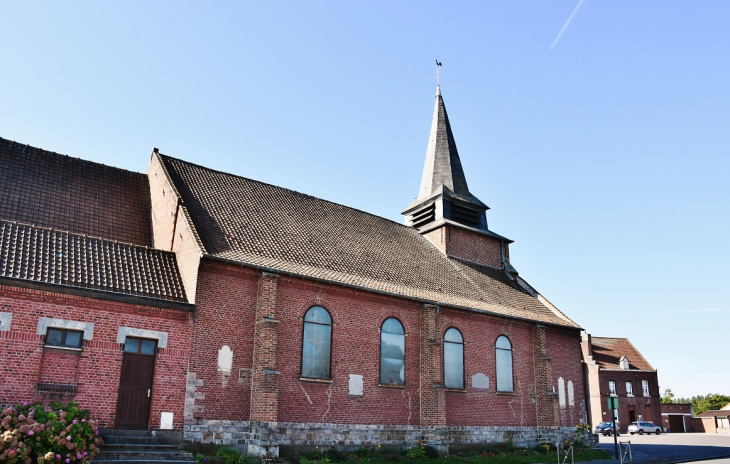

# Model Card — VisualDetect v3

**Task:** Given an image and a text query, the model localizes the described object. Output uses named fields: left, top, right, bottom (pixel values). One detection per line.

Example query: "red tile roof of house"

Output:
left=590, top=337, right=654, bottom=371
left=0, top=137, right=152, bottom=246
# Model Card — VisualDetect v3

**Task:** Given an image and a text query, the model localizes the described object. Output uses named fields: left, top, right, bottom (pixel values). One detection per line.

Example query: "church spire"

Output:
left=403, top=86, right=489, bottom=230
left=415, top=85, right=477, bottom=202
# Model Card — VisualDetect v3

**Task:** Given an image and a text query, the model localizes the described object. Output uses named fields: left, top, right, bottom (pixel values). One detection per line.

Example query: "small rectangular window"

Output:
left=124, top=337, right=157, bottom=355
left=642, top=380, right=650, bottom=396
left=626, top=381, right=633, bottom=396
left=609, top=380, right=616, bottom=395
left=45, top=328, right=83, bottom=349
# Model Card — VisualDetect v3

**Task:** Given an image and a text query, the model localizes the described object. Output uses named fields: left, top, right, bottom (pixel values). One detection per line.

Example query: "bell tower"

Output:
left=403, top=86, right=515, bottom=271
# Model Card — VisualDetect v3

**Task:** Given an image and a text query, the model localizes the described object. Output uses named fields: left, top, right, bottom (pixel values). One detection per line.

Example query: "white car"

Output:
left=628, top=421, right=661, bottom=435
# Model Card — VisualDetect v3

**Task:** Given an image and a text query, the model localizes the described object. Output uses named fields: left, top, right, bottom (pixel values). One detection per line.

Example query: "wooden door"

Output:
left=115, top=338, right=157, bottom=429
left=668, top=415, right=685, bottom=432
left=645, top=406, right=653, bottom=422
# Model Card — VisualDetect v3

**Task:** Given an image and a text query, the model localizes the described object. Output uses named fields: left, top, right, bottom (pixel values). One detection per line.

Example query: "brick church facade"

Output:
left=1, top=87, right=586, bottom=453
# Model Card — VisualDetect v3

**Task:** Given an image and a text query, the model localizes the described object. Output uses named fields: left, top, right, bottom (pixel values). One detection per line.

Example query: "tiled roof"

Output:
left=0, top=220, right=187, bottom=303
left=160, top=154, right=579, bottom=328
left=0, top=137, right=152, bottom=246
left=590, top=337, right=654, bottom=371
left=696, top=410, right=730, bottom=418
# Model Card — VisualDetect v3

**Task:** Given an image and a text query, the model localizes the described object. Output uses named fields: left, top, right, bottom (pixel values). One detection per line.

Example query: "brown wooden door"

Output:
left=645, top=406, right=653, bottom=422
left=668, top=415, right=685, bottom=432
left=115, top=338, right=157, bottom=429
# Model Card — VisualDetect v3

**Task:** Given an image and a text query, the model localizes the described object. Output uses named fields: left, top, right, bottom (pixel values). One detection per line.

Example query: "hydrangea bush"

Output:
left=0, top=401, right=103, bottom=463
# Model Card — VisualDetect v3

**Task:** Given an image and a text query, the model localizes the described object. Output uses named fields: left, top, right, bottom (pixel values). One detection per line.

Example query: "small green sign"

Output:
left=607, top=397, right=619, bottom=410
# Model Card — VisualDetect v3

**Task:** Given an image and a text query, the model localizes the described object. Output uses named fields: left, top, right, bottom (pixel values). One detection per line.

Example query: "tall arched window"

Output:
left=444, top=328, right=464, bottom=389
left=495, top=335, right=513, bottom=392
left=380, top=318, right=405, bottom=385
left=301, top=306, right=332, bottom=379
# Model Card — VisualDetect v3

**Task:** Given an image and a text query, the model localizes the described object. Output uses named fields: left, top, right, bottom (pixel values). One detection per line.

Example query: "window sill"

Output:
left=627, top=394, right=634, bottom=397
left=299, top=377, right=333, bottom=384
left=445, top=388, right=466, bottom=393
left=497, top=391, right=516, bottom=396
left=610, top=394, right=618, bottom=397
left=44, top=345, right=82, bottom=353
left=379, top=383, right=406, bottom=389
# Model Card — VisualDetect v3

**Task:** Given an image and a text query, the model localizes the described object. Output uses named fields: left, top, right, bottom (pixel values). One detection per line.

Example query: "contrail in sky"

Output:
left=549, top=0, right=586, bottom=50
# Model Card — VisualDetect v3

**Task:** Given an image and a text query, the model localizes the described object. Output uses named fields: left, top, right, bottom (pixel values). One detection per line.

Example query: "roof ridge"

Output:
left=0, top=219, right=175, bottom=256
left=0, top=136, right=146, bottom=178
left=158, top=153, right=417, bottom=231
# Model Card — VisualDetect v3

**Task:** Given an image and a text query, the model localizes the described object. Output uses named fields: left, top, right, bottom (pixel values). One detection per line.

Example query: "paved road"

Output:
left=596, top=433, right=730, bottom=463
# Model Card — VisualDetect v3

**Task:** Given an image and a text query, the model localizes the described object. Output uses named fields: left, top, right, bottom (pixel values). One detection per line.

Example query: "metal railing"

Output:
left=557, top=443, right=575, bottom=464
left=619, top=441, right=633, bottom=464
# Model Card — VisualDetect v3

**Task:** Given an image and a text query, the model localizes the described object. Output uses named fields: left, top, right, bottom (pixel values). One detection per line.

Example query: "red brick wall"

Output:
left=423, top=225, right=506, bottom=268
left=546, top=327, right=585, bottom=427
left=147, top=153, right=202, bottom=302
left=0, top=284, right=192, bottom=430
left=185, top=262, right=258, bottom=422
left=439, top=308, right=537, bottom=427
left=38, top=349, right=81, bottom=385
left=275, top=275, right=422, bottom=426
left=191, top=259, right=584, bottom=430
left=446, top=227, right=504, bottom=268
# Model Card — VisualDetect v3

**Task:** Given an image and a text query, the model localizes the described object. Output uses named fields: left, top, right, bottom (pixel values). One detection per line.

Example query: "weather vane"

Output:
left=435, top=59, right=442, bottom=85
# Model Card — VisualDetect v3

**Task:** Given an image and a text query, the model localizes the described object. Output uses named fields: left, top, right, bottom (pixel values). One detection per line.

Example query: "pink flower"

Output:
left=67, top=436, right=72, bottom=440
left=83, top=451, right=87, bottom=456
left=28, top=431, right=34, bottom=436
left=65, top=460, right=70, bottom=463
left=23, top=402, right=28, bottom=406
left=73, top=420, right=78, bottom=424
left=81, top=419, right=86, bottom=423
left=56, top=454, right=61, bottom=459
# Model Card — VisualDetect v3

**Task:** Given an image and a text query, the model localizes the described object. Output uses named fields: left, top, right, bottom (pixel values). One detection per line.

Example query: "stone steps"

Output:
left=94, top=429, right=197, bottom=463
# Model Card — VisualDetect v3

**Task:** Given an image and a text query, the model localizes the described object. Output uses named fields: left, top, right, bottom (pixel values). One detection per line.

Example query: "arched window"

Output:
left=301, top=306, right=332, bottom=379
left=444, top=328, right=464, bottom=389
left=495, top=335, right=513, bottom=392
left=380, top=318, right=405, bottom=385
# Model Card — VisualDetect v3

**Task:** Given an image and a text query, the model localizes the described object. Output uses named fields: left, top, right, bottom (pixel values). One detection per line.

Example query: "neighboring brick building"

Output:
left=2, top=86, right=588, bottom=453
left=581, top=334, right=661, bottom=433
left=694, top=403, right=730, bottom=435
left=0, top=140, right=194, bottom=431
left=660, top=403, right=695, bottom=433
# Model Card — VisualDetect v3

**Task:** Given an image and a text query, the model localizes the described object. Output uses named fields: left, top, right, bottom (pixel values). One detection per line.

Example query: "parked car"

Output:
left=628, top=421, right=661, bottom=435
left=594, top=421, right=621, bottom=436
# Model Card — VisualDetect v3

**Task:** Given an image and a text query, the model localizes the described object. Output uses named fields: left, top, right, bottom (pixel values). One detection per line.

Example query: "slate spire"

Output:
left=416, top=85, right=474, bottom=202
left=403, top=86, right=489, bottom=230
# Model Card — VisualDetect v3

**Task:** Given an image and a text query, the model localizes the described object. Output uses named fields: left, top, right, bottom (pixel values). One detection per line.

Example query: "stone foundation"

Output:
left=183, top=420, right=580, bottom=456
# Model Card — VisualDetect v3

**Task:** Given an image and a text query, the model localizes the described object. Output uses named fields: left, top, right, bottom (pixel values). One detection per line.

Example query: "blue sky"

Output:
left=1, top=1, right=728, bottom=399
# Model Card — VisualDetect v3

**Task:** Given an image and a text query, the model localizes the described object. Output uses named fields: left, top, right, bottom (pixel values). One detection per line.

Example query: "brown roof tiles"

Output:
left=0, top=137, right=152, bottom=246
left=0, top=220, right=187, bottom=303
left=160, top=154, right=579, bottom=328
left=590, top=337, right=655, bottom=371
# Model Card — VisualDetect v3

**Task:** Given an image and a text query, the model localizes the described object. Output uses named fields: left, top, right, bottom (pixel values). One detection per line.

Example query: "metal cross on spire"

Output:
left=435, top=59, right=442, bottom=84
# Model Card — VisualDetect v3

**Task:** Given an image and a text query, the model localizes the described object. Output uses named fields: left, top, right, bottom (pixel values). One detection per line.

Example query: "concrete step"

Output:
left=99, top=429, right=152, bottom=438
left=95, top=449, right=196, bottom=460
left=92, top=460, right=197, bottom=464
left=100, top=436, right=171, bottom=445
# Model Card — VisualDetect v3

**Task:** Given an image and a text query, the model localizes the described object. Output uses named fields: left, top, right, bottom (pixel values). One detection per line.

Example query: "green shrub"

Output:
left=305, top=451, right=322, bottom=460
left=324, top=446, right=346, bottom=462
left=422, top=445, right=439, bottom=459
left=0, top=401, right=102, bottom=463
left=405, top=446, right=425, bottom=460
left=384, top=453, right=406, bottom=461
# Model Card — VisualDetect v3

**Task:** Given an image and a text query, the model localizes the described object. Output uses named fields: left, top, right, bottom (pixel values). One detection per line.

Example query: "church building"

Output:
left=0, top=87, right=585, bottom=454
